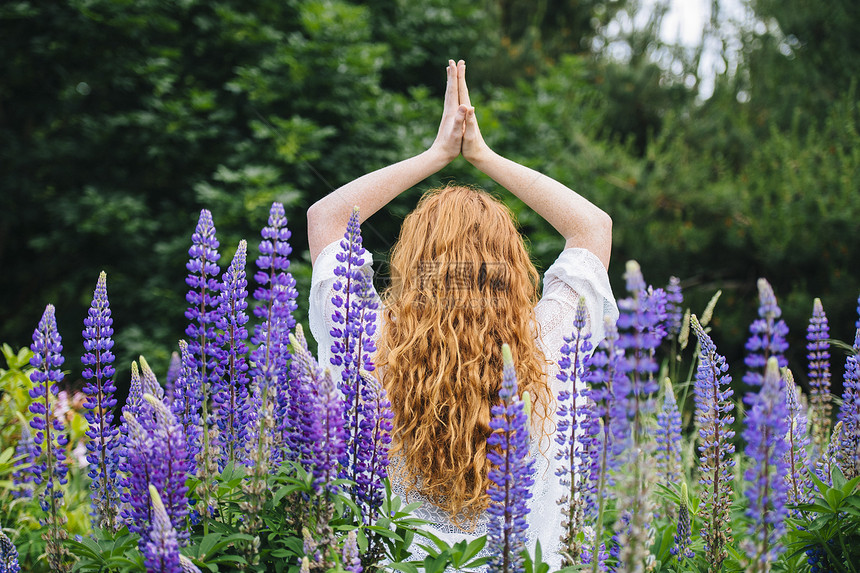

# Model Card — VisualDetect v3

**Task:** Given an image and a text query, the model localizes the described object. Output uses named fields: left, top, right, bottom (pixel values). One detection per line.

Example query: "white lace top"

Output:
left=309, top=239, right=618, bottom=570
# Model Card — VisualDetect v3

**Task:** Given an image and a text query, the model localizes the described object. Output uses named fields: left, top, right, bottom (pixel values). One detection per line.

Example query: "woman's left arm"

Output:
left=307, top=60, right=468, bottom=265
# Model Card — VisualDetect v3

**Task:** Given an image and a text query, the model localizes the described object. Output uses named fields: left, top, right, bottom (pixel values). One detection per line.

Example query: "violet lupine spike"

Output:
left=670, top=482, right=695, bottom=561
left=307, top=368, right=348, bottom=497
left=742, top=357, right=790, bottom=569
left=249, top=203, right=298, bottom=467
left=554, top=296, right=592, bottom=565
left=783, top=369, right=812, bottom=514
left=140, top=356, right=165, bottom=402
left=354, top=372, right=393, bottom=524
left=144, top=485, right=182, bottom=573
left=816, top=421, right=841, bottom=485
left=615, top=261, right=664, bottom=445
left=81, top=271, right=121, bottom=531
left=330, top=208, right=379, bottom=486
left=28, top=305, right=70, bottom=571
left=691, top=314, right=735, bottom=573
left=179, top=555, right=202, bottom=573
left=487, top=344, right=534, bottom=573
left=341, top=530, right=362, bottom=573
left=743, top=279, right=789, bottom=391
left=171, top=340, right=203, bottom=474
left=286, top=326, right=318, bottom=468
left=655, top=378, right=682, bottom=486
left=665, top=277, right=684, bottom=337
left=144, top=393, right=191, bottom=543
left=12, top=422, right=36, bottom=499
left=807, top=298, right=832, bottom=453
left=213, top=240, right=251, bottom=467
left=120, top=411, right=155, bottom=538
left=0, top=528, right=21, bottom=573
left=837, top=329, right=860, bottom=479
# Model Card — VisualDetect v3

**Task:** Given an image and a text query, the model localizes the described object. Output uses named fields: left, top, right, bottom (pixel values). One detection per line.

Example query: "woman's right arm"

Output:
left=456, top=61, right=613, bottom=269
left=307, top=60, right=468, bottom=265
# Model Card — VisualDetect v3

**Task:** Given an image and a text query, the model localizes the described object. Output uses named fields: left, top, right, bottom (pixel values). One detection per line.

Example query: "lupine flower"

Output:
left=144, top=485, right=182, bottom=573
left=615, top=261, right=665, bottom=444
left=330, top=207, right=379, bottom=486
left=837, top=329, right=860, bottom=479
left=807, top=299, right=832, bottom=451
left=307, top=367, right=348, bottom=497
left=171, top=341, right=203, bottom=471
left=144, top=394, right=191, bottom=542
left=581, top=524, right=609, bottom=573
left=213, top=240, right=251, bottom=467
left=691, top=314, right=735, bottom=572
left=121, top=410, right=154, bottom=537
left=249, top=202, right=298, bottom=467
left=743, top=279, right=789, bottom=390
left=140, top=356, right=165, bottom=402
left=179, top=555, right=202, bottom=573
left=783, top=369, right=812, bottom=513
left=670, top=482, right=695, bottom=561
left=555, top=296, right=592, bottom=565
left=612, top=448, right=657, bottom=573
left=354, top=372, right=393, bottom=524
left=742, top=357, right=790, bottom=569
left=184, top=209, right=222, bottom=515
left=81, top=271, right=121, bottom=530
left=0, top=528, right=21, bottom=573
left=11, top=422, right=35, bottom=498
left=665, top=277, right=684, bottom=337
left=656, top=378, right=682, bottom=486
left=28, top=304, right=70, bottom=571
left=486, top=344, right=534, bottom=573
left=341, top=530, right=362, bottom=573
left=816, top=421, right=841, bottom=485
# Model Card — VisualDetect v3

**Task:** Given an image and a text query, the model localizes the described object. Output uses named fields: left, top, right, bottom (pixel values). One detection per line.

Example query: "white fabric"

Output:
left=308, top=239, right=619, bottom=569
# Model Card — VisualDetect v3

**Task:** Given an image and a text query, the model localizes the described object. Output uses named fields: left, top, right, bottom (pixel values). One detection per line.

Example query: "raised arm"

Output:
left=457, top=61, right=613, bottom=269
left=307, top=60, right=468, bottom=265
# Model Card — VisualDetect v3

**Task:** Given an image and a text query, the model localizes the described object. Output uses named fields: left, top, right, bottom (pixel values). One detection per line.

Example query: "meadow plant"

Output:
left=11, top=421, right=35, bottom=498
left=806, top=298, right=832, bottom=450
left=783, top=369, right=812, bottom=513
left=838, top=329, right=860, bottom=479
left=0, top=528, right=21, bottom=573
left=171, top=340, right=203, bottom=470
left=655, top=378, right=682, bottom=487
left=486, top=344, right=534, bottom=573
left=743, top=278, right=789, bottom=390
left=28, top=304, right=70, bottom=571
left=144, top=485, right=182, bottom=573
left=554, top=296, right=592, bottom=564
left=742, top=357, right=790, bottom=569
left=670, top=482, right=695, bottom=561
left=691, top=314, right=735, bottom=573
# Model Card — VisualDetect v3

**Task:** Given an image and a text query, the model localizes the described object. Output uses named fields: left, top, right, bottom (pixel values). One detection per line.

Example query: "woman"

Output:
left=307, top=60, right=617, bottom=567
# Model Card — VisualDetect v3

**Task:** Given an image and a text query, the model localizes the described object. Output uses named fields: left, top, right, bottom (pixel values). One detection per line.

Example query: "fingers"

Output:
left=457, top=60, right=471, bottom=107
left=443, top=59, right=459, bottom=119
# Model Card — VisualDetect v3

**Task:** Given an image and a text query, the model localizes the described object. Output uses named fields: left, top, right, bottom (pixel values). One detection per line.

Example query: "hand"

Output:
left=457, top=60, right=492, bottom=165
left=430, top=59, right=469, bottom=164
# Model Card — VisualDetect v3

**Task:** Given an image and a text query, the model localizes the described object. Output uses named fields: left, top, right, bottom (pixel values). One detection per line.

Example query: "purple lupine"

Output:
left=487, top=344, right=534, bottom=573
left=286, top=326, right=319, bottom=471
left=341, top=530, right=362, bottom=573
left=171, top=341, right=203, bottom=471
left=354, top=372, right=393, bottom=524
left=184, top=210, right=222, bottom=516
left=783, top=369, right=812, bottom=513
left=743, top=279, right=789, bottom=390
left=81, top=271, right=121, bottom=530
left=121, top=410, right=154, bottom=537
left=306, top=367, right=348, bottom=497
left=330, top=208, right=379, bottom=486
left=28, top=305, right=70, bottom=571
left=665, top=277, right=684, bottom=337
left=144, top=485, right=182, bottom=573
left=670, top=482, right=695, bottom=561
left=213, top=240, right=251, bottom=467
left=11, top=421, right=36, bottom=498
left=249, top=203, right=298, bottom=468
left=742, top=357, right=790, bottom=567
left=816, top=421, right=841, bottom=484
left=615, top=262, right=665, bottom=445
left=655, top=379, right=682, bottom=486
left=144, top=394, right=191, bottom=542
left=807, top=298, right=832, bottom=452
left=691, top=314, right=735, bottom=572
left=837, top=330, right=860, bottom=479
left=140, top=356, right=165, bottom=402
left=0, top=528, right=21, bottom=573
left=555, top=296, right=592, bottom=565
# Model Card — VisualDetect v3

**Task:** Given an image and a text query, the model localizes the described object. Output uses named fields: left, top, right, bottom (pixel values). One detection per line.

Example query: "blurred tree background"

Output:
left=1, top=0, right=858, bottom=398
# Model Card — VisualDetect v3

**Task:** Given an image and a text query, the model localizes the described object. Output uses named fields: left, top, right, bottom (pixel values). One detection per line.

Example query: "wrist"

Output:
left=465, top=146, right=496, bottom=170
left=425, top=145, right=457, bottom=170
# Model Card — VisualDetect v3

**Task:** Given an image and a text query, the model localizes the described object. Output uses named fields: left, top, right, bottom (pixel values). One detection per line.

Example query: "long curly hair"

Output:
left=375, top=185, right=550, bottom=525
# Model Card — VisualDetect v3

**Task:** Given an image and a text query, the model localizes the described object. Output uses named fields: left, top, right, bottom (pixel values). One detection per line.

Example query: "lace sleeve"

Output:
left=308, top=239, right=382, bottom=368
